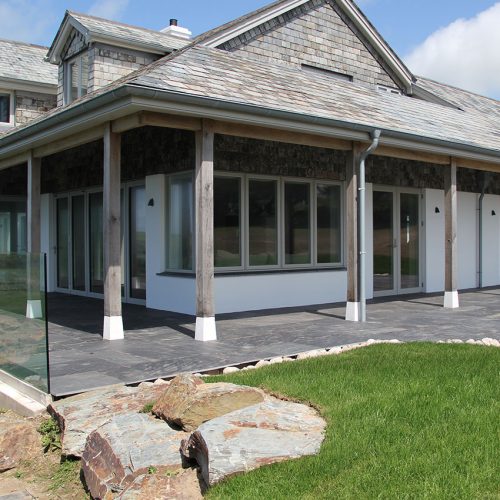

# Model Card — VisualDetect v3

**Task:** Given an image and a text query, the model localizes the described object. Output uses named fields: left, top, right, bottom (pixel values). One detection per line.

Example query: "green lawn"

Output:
left=207, top=344, right=500, bottom=499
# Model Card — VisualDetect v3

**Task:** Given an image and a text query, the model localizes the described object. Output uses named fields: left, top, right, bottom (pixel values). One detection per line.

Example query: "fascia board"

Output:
left=201, top=0, right=310, bottom=47
left=128, top=89, right=500, bottom=164
left=0, top=77, right=57, bottom=94
left=333, top=0, right=414, bottom=92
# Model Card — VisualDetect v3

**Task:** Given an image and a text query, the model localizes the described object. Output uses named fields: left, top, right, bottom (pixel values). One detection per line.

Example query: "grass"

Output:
left=207, top=344, right=499, bottom=499
left=49, top=458, right=82, bottom=492
left=38, top=417, right=62, bottom=453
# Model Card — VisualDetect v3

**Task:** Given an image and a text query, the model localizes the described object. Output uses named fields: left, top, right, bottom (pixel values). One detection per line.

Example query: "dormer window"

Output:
left=64, top=53, right=88, bottom=104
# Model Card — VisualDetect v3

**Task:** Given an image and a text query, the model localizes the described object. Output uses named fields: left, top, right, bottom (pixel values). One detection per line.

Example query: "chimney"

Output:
left=161, top=18, right=192, bottom=40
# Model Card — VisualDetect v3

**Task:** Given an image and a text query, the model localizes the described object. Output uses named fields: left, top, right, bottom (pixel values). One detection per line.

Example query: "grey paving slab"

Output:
left=45, top=289, right=500, bottom=397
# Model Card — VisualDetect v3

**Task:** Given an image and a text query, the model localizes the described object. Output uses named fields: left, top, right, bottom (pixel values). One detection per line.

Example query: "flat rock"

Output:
left=181, top=398, right=326, bottom=486
left=153, top=375, right=265, bottom=432
left=49, top=384, right=166, bottom=457
left=0, top=414, right=41, bottom=472
left=120, top=468, right=203, bottom=500
left=81, top=413, right=188, bottom=499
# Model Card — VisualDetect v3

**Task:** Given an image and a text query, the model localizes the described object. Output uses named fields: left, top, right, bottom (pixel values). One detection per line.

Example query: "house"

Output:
left=0, top=39, right=58, bottom=254
left=0, top=0, right=499, bottom=343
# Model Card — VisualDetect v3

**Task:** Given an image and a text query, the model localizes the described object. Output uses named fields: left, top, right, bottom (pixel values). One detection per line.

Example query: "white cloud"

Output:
left=405, top=3, right=500, bottom=99
left=0, top=0, right=57, bottom=45
left=88, top=0, right=129, bottom=20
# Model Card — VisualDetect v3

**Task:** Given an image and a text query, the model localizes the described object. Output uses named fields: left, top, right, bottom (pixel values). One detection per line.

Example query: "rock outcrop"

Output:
left=153, top=374, right=265, bottom=431
left=49, top=384, right=167, bottom=457
left=81, top=413, right=188, bottom=499
left=181, top=398, right=326, bottom=486
left=0, top=413, right=41, bottom=472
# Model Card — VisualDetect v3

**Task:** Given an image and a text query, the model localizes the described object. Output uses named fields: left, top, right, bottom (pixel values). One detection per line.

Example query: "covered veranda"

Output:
left=47, top=287, right=500, bottom=397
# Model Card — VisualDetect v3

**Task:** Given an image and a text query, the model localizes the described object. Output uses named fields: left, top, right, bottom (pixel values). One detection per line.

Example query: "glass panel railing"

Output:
left=0, top=253, right=49, bottom=393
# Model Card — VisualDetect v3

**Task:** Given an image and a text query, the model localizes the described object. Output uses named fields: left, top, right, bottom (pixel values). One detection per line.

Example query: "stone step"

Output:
left=0, top=381, right=47, bottom=417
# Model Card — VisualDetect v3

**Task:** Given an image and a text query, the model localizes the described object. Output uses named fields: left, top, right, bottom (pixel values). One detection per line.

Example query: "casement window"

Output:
left=64, top=53, right=89, bottom=104
left=215, top=175, right=343, bottom=271
left=165, top=173, right=343, bottom=272
left=0, top=91, right=14, bottom=126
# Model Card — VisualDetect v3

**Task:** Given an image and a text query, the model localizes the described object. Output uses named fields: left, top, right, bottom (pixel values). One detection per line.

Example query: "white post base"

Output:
left=26, top=300, right=43, bottom=319
left=195, top=317, right=217, bottom=342
left=103, top=316, right=124, bottom=340
left=345, top=302, right=360, bottom=322
left=444, top=291, right=459, bottom=309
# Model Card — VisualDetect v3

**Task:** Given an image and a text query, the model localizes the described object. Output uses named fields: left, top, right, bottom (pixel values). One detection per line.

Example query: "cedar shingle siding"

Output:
left=219, top=0, right=400, bottom=89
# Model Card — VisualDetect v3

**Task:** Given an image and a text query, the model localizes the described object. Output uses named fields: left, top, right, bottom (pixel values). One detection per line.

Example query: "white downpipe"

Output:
left=359, top=130, right=381, bottom=322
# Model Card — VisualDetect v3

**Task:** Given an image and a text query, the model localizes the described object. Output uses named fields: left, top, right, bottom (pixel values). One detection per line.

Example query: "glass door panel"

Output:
left=129, top=186, right=146, bottom=300
left=89, top=192, right=103, bottom=294
left=373, top=191, right=394, bottom=293
left=72, top=195, right=86, bottom=291
left=56, top=197, right=69, bottom=289
left=400, top=193, right=420, bottom=290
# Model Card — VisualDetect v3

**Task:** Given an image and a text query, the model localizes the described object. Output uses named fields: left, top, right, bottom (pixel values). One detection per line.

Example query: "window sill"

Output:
left=157, top=267, right=346, bottom=278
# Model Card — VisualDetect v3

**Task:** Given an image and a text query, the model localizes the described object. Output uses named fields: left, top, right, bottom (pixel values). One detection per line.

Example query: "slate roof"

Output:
left=1, top=45, right=499, bottom=158
left=67, top=11, right=190, bottom=52
left=128, top=46, right=500, bottom=154
left=416, top=76, right=500, bottom=121
left=0, top=39, right=58, bottom=87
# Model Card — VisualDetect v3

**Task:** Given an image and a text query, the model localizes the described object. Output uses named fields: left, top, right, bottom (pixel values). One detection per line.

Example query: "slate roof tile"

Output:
left=0, top=39, right=57, bottom=86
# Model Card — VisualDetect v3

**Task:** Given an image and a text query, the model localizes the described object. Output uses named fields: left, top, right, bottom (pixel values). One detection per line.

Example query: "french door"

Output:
left=373, top=187, right=422, bottom=296
left=55, top=184, right=146, bottom=303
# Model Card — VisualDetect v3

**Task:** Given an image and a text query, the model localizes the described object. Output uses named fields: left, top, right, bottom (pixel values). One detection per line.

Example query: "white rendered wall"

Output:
left=481, top=194, right=500, bottom=287
left=145, top=175, right=169, bottom=310
left=215, top=270, right=347, bottom=314
left=40, top=193, right=55, bottom=292
left=424, top=189, right=445, bottom=293
left=457, top=192, right=478, bottom=289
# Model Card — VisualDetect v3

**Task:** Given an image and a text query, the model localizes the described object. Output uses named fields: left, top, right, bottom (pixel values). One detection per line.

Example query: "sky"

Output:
left=0, top=0, right=499, bottom=99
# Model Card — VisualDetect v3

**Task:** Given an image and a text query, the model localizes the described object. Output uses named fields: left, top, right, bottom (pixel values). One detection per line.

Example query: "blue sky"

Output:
left=1, top=0, right=499, bottom=97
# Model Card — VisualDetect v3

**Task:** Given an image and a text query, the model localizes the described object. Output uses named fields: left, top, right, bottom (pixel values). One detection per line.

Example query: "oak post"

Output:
left=194, top=120, right=217, bottom=341
left=444, top=159, right=459, bottom=308
left=103, top=123, right=124, bottom=339
left=26, top=152, right=42, bottom=318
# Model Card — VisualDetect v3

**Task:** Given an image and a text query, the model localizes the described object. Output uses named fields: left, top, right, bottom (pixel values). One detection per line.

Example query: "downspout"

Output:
left=478, top=172, right=490, bottom=288
left=359, top=130, right=381, bottom=322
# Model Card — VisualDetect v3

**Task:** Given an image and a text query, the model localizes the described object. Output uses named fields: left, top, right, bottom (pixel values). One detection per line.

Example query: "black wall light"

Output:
left=148, top=198, right=155, bottom=207
left=492, top=210, right=496, bottom=216
left=435, top=207, right=440, bottom=214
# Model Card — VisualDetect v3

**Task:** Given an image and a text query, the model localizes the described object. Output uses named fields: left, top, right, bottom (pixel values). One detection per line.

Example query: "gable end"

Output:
left=216, top=0, right=410, bottom=92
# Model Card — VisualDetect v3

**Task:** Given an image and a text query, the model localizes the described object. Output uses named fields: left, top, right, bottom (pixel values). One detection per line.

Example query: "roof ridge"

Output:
left=0, top=37, right=49, bottom=50
left=417, top=75, right=500, bottom=105
left=67, top=10, right=180, bottom=39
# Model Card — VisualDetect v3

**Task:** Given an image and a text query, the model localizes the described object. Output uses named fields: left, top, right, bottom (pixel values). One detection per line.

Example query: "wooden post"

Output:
left=444, top=159, right=459, bottom=308
left=26, top=152, right=43, bottom=319
left=194, top=120, right=217, bottom=341
left=345, top=147, right=360, bottom=321
left=103, top=124, right=124, bottom=340
left=27, top=152, right=41, bottom=254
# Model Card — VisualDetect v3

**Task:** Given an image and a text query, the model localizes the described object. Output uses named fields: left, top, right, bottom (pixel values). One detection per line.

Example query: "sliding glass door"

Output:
left=54, top=184, right=146, bottom=303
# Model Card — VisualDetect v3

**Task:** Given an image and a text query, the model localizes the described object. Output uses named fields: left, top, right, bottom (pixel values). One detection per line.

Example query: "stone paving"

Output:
left=47, top=288, right=500, bottom=397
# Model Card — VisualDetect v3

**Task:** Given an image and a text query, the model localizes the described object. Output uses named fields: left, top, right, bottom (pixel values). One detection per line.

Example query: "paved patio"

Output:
left=47, top=288, right=500, bottom=397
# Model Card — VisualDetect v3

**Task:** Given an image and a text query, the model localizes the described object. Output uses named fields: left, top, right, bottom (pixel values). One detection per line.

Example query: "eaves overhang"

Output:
left=0, top=84, right=499, bottom=167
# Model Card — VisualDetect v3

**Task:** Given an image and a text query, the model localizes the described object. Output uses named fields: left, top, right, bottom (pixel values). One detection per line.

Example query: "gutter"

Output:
left=0, top=84, right=499, bottom=166
left=359, top=130, right=381, bottom=322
